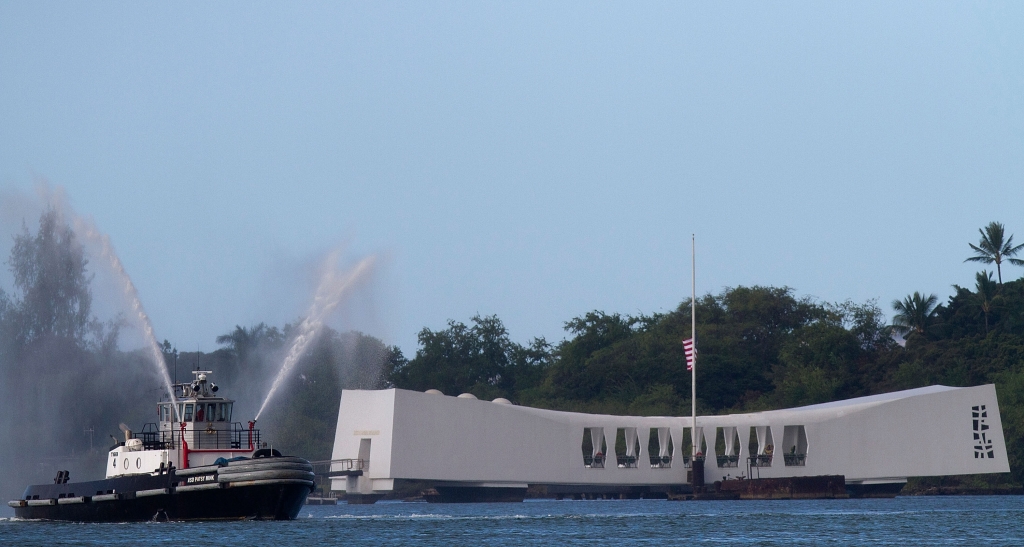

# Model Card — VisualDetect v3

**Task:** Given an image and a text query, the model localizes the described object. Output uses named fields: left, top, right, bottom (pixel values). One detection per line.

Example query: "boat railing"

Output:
left=748, top=454, right=773, bottom=468
left=583, top=454, right=605, bottom=468
left=137, top=422, right=261, bottom=451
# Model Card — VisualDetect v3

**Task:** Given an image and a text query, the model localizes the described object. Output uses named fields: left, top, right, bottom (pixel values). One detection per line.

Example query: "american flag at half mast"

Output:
left=682, top=338, right=696, bottom=371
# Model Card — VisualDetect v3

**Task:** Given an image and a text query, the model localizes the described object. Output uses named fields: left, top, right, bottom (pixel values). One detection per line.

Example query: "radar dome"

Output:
left=425, top=389, right=444, bottom=395
left=457, top=393, right=478, bottom=399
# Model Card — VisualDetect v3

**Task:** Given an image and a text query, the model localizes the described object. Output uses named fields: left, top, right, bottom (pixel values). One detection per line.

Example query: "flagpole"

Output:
left=691, top=234, right=697, bottom=458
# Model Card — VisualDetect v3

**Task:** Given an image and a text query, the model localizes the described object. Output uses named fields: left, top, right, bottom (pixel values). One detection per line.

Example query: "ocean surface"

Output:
left=2, top=496, right=1022, bottom=546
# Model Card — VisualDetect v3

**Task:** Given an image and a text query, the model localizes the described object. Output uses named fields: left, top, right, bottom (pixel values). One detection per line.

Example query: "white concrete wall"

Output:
left=697, top=384, right=1009, bottom=484
left=330, top=389, right=396, bottom=492
left=330, top=384, right=1010, bottom=492
left=387, top=390, right=690, bottom=486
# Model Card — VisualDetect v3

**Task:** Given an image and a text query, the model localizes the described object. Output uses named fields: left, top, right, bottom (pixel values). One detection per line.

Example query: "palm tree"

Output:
left=216, top=323, right=268, bottom=366
left=891, top=292, right=939, bottom=338
left=965, top=222, right=1024, bottom=284
left=974, top=270, right=998, bottom=334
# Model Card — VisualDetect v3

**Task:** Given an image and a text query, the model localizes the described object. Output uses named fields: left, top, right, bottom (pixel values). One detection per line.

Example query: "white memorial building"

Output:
left=330, top=384, right=1009, bottom=499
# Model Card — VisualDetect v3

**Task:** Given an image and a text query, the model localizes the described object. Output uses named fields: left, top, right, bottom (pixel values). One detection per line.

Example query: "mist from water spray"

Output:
left=255, top=252, right=376, bottom=421
left=69, top=216, right=180, bottom=420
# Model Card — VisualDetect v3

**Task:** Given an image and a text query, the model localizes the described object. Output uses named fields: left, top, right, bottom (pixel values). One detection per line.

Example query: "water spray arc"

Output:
left=254, top=254, right=376, bottom=422
left=72, top=217, right=180, bottom=421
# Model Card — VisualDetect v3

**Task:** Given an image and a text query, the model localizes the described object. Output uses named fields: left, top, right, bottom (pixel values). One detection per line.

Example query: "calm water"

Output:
left=2, top=497, right=1022, bottom=546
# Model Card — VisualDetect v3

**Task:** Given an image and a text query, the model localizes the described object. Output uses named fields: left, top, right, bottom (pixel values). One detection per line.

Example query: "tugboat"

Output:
left=7, top=371, right=313, bottom=521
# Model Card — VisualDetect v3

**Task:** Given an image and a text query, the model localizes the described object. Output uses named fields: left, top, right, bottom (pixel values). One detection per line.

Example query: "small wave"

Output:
left=324, top=513, right=537, bottom=521
left=321, top=511, right=674, bottom=522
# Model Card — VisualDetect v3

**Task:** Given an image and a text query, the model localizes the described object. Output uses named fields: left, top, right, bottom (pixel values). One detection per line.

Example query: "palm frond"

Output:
left=965, top=242, right=995, bottom=263
left=890, top=291, right=938, bottom=336
left=983, top=222, right=1006, bottom=246
left=965, top=223, right=1024, bottom=284
left=1006, top=238, right=1024, bottom=256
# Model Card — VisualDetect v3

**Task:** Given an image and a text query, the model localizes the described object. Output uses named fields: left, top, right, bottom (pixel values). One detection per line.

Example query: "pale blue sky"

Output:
left=1, top=2, right=1022, bottom=355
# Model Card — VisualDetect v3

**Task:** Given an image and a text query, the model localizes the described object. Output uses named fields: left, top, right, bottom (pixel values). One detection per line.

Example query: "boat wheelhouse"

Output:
left=121, top=370, right=261, bottom=475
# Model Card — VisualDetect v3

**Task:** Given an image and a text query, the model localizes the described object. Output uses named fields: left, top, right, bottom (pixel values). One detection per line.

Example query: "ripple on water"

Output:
left=3, top=497, right=1024, bottom=546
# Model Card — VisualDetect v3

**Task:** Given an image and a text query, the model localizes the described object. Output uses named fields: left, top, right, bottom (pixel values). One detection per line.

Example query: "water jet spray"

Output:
left=69, top=215, right=180, bottom=421
left=254, top=253, right=375, bottom=421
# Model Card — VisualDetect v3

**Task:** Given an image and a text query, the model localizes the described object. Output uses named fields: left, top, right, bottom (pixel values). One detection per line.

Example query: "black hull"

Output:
left=15, top=482, right=311, bottom=521
left=12, top=456, right=313, bottom=521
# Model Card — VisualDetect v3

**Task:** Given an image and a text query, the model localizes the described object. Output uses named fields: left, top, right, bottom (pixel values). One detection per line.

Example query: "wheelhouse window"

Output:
left=217, top=403, right=232, bottom=422
left=195, top=403, right=215, bottom=422
left=183, top=403, right=194, bottom=422
left=159, top=404, right=171, bottom=422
